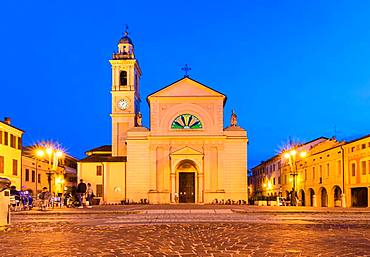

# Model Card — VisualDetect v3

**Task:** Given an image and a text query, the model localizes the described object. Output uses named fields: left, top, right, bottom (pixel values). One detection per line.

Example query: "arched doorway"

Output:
left=176, top=160, right=197, bottom=203
left=299, top=189, right=305, bottom=206
left=333, top=186, right=342, bottom=207
left=308, top=188, right=315, bottom=207
left=320, top=187, right=328, bottom=207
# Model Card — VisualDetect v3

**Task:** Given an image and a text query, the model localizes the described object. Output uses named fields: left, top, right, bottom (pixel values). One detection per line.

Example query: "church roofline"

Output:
left=146, top=76, right=227, bottom=106
left=85, top=145, right=112, bottom=156
left=79, top=155, right=127, bottom=163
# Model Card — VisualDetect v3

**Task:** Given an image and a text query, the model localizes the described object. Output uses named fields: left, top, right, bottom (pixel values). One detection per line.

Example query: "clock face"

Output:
left=117, top=99, right=129, bottom=110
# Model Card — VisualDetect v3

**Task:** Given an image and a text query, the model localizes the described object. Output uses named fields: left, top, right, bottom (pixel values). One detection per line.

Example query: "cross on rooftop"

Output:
left=124, top=25, right=129, bottom=36
left=181, top=64, right=191, bottom=77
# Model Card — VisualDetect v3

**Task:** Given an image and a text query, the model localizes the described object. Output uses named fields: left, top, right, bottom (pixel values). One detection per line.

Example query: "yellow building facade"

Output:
left=78, top=32, right=248, bottom=204
left=295, top=139, right=345, bottom=207
left=0, top=117, right=23, bottom=189
left=251, top=135, right=370, bottom=207
left=345, top=135, right=370, bottom=207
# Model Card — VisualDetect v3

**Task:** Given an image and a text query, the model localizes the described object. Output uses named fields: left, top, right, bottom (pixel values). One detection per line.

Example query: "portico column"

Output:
left=328, top=191, right=334, bottom=208
left=149, top=145, right=157, bottom=191
left=217, top=145, right=225, bottom=191
left=171, top=172, right=176, bottom=203
left=341, top=193, right=346, bottom=208
left=198, top=173, right=204, bottom=203
left=312, top=194, right=317, bottom=207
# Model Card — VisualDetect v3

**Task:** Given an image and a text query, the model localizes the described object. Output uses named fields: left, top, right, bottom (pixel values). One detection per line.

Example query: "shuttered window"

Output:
left=25, top=169, right=30, bottom=181
left=12, top=159, right=18, bottom=176
left=361, top=161, right=366, bottom=175
left=32, top=170, right=36, bottom=182
left=96, top=166, right=102, bottom=176
left=10, top=134, right=16, bottom=148
left=351, top=163, right=356, bottom=176
left=0, top=156, right=4, bottom=173
left=4, top=132, right=8, bottom=145
left=17, top=137, right=22, bottom=150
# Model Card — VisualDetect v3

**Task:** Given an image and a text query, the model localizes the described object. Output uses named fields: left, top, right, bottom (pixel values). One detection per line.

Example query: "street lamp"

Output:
left=282, top=148, right=307, bottom=201
left=34, top=144, right=64, bottom=193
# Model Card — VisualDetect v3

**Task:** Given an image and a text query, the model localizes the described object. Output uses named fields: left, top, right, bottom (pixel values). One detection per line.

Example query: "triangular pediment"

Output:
left=170, top=146, right=203, bottom=156
left=147, top=77, right=226, bottom=102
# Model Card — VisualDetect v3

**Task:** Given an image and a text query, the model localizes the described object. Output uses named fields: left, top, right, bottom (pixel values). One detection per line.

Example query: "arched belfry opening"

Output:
left=176, top=160, right=197, bottom=203
left=120, top=70, right=127, bottom=86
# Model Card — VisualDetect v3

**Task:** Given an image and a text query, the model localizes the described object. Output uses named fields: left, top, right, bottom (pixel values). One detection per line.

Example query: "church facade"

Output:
left=78, top=32, right=248, bottom=204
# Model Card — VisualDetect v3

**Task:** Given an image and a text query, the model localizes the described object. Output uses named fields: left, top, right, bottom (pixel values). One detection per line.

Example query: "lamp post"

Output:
left=282, top=148, right=307, bottom=205
left=34, top=153, right=42, bottom=194
left=35, top=145, right=64, bottom=194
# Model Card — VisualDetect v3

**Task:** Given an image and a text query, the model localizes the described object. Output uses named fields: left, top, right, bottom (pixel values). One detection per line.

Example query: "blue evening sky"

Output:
left=1, top=1, right=369, bottom=167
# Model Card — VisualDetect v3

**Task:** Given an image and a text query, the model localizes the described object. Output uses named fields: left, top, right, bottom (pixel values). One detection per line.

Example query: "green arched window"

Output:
left=171, top=114, right=202, bottom=129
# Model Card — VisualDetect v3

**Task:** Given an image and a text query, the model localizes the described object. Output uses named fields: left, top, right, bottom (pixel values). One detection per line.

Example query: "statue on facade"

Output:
left=230, top=110, right=237, bottom=127
left=136, top=112, right=142, bottom=127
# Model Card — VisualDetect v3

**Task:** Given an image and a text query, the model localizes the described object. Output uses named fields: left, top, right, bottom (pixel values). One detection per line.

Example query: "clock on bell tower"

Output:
left=110, top=29, right=142, bottom=156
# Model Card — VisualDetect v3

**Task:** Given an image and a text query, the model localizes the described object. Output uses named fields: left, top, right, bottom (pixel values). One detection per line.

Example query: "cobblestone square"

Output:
left=1, top=206, right=370, bottom=256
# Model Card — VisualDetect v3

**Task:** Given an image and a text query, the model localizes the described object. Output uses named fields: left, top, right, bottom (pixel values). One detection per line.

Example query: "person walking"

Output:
left=290, top=188, right=297, bottom=206
left=86, top=183, right=94, bottom=208
left=76, top=179, right=87, bottom=208
left=38, top=187, right=51, bottom=211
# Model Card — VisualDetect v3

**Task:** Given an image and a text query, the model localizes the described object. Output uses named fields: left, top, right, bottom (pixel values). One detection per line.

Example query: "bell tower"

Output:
left=110, top=29, right=142, bottom=156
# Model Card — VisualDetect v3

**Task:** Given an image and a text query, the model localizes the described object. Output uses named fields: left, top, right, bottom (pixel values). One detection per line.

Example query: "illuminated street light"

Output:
left=55, top=150, right=64, bottom=158
left=282, top=148, right=308, bottom=205
left=300, top=151, right=307, bottom=158
left=36, top=149, right=45, bottom=158
left=33, top=143, right=65, bottom=193
left=290, top=149, right=297, bottom=156
left=46, top=147, right=53, bottom=156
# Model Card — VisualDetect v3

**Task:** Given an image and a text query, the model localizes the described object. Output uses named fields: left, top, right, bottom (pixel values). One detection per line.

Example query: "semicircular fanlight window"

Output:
left=171, top=114, right=202, bottom=129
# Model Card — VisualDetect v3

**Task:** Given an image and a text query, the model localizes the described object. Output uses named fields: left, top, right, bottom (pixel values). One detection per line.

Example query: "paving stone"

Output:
left=0, top=211, right=369, bottom=256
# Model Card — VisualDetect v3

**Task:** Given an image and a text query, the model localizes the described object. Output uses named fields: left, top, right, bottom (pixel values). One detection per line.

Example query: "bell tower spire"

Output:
left=115, top=25, right=135, bottom=58
left=110, top=28, right=142, bottom=156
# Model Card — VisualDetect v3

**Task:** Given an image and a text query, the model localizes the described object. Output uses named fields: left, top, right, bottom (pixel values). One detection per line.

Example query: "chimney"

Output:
left=4, top=117, right=11, bottom=125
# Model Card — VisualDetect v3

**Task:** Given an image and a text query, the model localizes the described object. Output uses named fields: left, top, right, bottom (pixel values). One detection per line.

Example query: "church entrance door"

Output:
left=179, top=172, right=195, bottom=203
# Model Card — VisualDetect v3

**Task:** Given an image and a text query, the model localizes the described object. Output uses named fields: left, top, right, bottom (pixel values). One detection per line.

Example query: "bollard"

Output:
left=0, top=177, right=11, bottom=231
